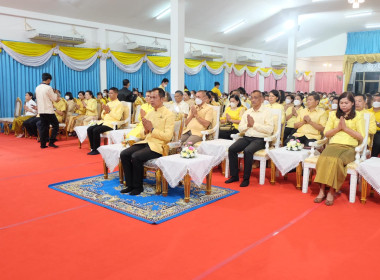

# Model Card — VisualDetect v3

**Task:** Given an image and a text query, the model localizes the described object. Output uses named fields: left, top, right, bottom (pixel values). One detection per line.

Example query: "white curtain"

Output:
left=57, top=49, right=100, bottom=72
left=184, top=62, right=203, bottom=75
left=108, top=52, right=145, bottom=74
left=146, top=57, right=170, bottom=75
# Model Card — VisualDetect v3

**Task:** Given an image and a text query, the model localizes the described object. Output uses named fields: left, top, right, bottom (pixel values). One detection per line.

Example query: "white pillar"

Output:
left=286, top=15, right=298, bottom=92
left=98, top=28, right=107, bottom=91
left=170, top=0, right=185, bottom=94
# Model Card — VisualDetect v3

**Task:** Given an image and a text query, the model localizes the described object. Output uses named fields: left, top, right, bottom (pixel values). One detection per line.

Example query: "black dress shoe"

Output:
left=129, top=189, right=143, bottom=196
left=40, top=145, right=48, bottom=149
left=120, top=187, right=133, bottom=194
left=240, top=180, right=250, bottom=187
left=49, top=143, right=59, bottom=148
left=225, top=177, right=239, bottom=184
left=87, top=150, right=100, bottom=155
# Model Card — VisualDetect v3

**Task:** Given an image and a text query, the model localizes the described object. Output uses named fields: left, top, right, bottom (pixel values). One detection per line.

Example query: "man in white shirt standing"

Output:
left=225, top=90, right=274, bottom=187
left=35, top=73, right=58, bottom=149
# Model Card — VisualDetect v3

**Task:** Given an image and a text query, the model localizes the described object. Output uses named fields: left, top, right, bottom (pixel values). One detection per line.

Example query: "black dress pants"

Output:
left=228, top=136, right=265, bottom=181
left=39, top=114, right=59, bottom=147
left=219, top=128, right=239, bottom=140
left=87, top=124, right=113, bottom=150
left=284, top=135, right=316, bottom=148
left=120, top=144, right=161, bottom=190
left=283, top=127, right=296, bottom=144
left=372, top=131, right=380, bottom=157
left=23, top=116, right=39, bottom=137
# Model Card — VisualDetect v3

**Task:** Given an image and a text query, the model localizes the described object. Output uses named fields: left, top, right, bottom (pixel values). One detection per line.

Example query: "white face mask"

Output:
left=331, top=104, right=338, bottom=110
left=65, top=96, right=70, bottom=100
left=373, top=101, right=380, bottom=108
left=294, top=100, right=301, bottom=106
left=195, top=98, right=202, bottom=105
left=323, top=95, right=327, bottom=99
left=102, top=93, right=107, bottom=97
left=230, top=102, right=237, bottom=108
left=263, top=100, right=270, bottom=105
left=191, top=95, right=194, bottom=99
left=285, top=99, right=291, bottom=104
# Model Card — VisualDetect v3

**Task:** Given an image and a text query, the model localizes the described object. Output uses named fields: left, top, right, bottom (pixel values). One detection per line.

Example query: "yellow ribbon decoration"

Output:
left=272, top=68, right=285, bottom=75
left=205, top=61, right=224, bottom=70
left=2, top=40, right=53, bottom=56
left=246, top=66, right=259, bottom=73
left=184, top=59, right=203, bottom=68
left=234, top=64, right=245, bottom=71
left=59, top=46, right=99, bottom=60
left=147, top=56, right=171, bottom=67
left=111, top=51, right=145, bottom=65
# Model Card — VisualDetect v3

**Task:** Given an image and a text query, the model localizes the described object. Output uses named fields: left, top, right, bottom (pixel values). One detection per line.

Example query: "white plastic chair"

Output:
left=302, top=113, right=371, bottom=203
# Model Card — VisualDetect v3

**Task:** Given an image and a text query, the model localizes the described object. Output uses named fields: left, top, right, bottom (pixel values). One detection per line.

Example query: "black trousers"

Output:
left=120, top=144, right=161, bottom=190
left=23, top=116, right=40, bottom=137
left=219, top=128, right=239, bottom=140
left=372, top=131, right=380, bottom=157
left=228, top=136, right=265, bottom=181
left=39, top=114, right=59, bottom=147
left=283, top=127, right=296, bottom=144
left=87, top=124, right=113, bottom=150
left=284, top=135, right=316, bottom=147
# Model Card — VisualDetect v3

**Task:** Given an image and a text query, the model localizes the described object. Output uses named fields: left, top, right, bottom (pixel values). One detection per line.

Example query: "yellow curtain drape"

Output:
left=234, top=64, right=245, bottom=71
left=2, top=40, right=53, bottom=56
left=260, top=68, right=272, bottom=73
left=111, top=51, right=145, bottom=65
left=184, top=59, right=203, bottom=68
left=147, top=56, right=171, bottom=67
left=247, top=66, right=259, bottom=73
left=272, top=68, right=285, bottom=75
left=59, top=46, right=99, bottom=60
left=205, top=61, right=224, bottom=70
left=343, top=54, right=380, bottom=91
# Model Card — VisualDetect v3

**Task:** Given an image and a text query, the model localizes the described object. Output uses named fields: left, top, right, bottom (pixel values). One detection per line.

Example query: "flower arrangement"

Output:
left=286, top=139, right=304, bottom=151
left=180, top=143, right=197, bottom=159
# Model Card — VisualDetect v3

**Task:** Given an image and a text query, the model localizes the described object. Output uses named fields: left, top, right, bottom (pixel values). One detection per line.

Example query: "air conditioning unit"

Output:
left=125, top=42, right=168, bottom=53
left=237, top=56, right=262, bottom=64
left=271, top=60, right=287, bottom=68
left=27, top=30, right=85, bottom=45
left=192, top=50, right=223, bottom=59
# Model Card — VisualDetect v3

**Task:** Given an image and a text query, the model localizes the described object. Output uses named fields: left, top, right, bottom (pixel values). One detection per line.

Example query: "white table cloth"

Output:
left=154, top=154, right=215, bottom=187
left=109, top=129, right=133, bottom=144
left=357, top=157, right=380, bottom=194
left=268, top=147, right=312, bottom=176
left=197, top=139, right=234, bottom=167
left=97, top=143, right=127, bottom=172
left=74, top=125, right=89, bottom=143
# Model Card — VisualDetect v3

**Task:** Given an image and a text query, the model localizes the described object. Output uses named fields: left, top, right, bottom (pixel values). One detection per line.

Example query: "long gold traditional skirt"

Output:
left=11, top=116, right=34, bottom=134
left=67, top=115, right=85, bottom=132
left=314, top=143, right=355, bottom=190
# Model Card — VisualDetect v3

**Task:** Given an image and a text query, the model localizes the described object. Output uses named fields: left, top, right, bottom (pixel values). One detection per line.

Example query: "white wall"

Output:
left=297, top=33, right=347, bottom=58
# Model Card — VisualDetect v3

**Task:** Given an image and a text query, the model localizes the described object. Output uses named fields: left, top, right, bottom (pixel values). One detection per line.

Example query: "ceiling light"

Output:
left=156, top=7, right=171, bottom=20
left=297, top=38, right=312, bottom=47
left=345, top=11, right=372, bottom=18
left=365, top=23, right=380, bottom=28
left=284, top=20, right=295, bottom=30
left=223, top=20, right=246, bottom=34
left=265, top=32, right=285, bottom=42
left=348, top=0, right=365, bottom=9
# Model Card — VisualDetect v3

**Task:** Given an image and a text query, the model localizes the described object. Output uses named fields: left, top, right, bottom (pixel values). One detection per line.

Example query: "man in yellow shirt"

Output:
left=158, top=78, right=169, bottom=91
left=354, top=94, right=377, bottom=137
left=120, top=88, right=175, bottom=195
left=181, top=91, right=214, bottom=145
left=226, top=90, right=274, bottom=187
left=369, top=93, right=380, bottom=157
left=211, top=82, right=222, bottom=97
left=87, top=87, right=124, bottom=155
left=53, top=92, right=67, bottom=123
left=287, top=93, right=327, bottom=147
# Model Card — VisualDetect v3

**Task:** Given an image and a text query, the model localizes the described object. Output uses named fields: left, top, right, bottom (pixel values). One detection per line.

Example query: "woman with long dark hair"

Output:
left=313, top=92, right=365, bottom=206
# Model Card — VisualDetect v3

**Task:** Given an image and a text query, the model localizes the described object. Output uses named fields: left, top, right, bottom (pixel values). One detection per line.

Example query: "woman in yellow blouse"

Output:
left=64, top=92, right=76, bottom=119
left=82, top=91, right=99, bottom=125
left=314, top=92, right=365, bottom=206
left=265, top=90, right=285, bottom=124
left=284, top=93, right=303, bottom=141
left=219, top=95, right=245, bottom=139
left=67, top=91, right=86, bottom=134
left=97, top=92, right=107, bottom=106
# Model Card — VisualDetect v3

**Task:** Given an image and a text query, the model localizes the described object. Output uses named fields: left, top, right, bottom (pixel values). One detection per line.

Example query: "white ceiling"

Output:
left=0, top=0, right=380, bottom=54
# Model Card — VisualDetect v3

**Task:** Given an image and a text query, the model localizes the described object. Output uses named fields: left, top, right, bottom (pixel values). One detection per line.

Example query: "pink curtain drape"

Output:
left=295, top=78, right=310, bottom=93
left=244, top=73, right=259, bottom=93
left=228, top=71, right=245, bottom=92
left=276, top=76, right=287, bottom=91
left=314, top=72, right=343, bottom=93
left=264, top=73, right=276, bottom=92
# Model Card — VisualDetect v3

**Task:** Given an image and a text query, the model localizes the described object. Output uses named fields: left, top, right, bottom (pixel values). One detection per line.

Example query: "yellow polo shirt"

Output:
left=53, top=99, right=67, bottom=123
left=98, top=99, right=124, bottom=128
left=293, top=107, right=327, bottom=140
left=325, top=112, right=365, bottom=146
left=220, top=106, right=245, bottom=129
left=369, top=108, right=380, bottom=132
left=211, top=87, right=222, bottom=97
left=138, top=105, right=175, bottom=155
left=183, top=103, right=214, bottom=137
left=357, top=109, right=377, bottom=135
left=285, top=106, right=303, bottom=128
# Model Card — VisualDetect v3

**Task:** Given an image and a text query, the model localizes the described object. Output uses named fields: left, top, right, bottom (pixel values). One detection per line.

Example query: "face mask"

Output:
left=103, top=93, right=107, bottom=97
left=331, top=104, right=338, bottom=110
left=373, top=101, right=380, bottom=108
left=323, top=95, right=327, bottom=99
left=191, top=95, right=194, bottom=99
left=263, top=100, right=270, bottom=105
left=195, top=98, right=202, bottom=105
left=285, top=99, right=291, bottom=104
left=230, top=102, right=237, bottom=108
left=294, top=100, right=301, bottom=106
left=65, top=96, right=70, bottom=100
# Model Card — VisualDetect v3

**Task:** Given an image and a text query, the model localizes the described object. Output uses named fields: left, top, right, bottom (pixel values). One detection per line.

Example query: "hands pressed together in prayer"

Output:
left=102, top=104, right=111, bottom=114
left=247, top=114, right=254, bottom=128
left=142, top=118, right=153, bottom=134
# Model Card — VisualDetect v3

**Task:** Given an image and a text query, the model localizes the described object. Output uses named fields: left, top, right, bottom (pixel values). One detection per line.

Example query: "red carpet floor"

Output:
left=1, top=134, right=380, bottom=280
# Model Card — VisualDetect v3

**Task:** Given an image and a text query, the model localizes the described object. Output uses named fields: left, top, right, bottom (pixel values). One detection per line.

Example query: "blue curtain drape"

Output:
left=346, top=30, right=380, bottom=55
left=106, top=58, right=143, bottom=92
left=0, top=51, right=101, bottom=118
left=142, top=63, right=171, bottom=93
left=185, top=67, right=224, bottom=92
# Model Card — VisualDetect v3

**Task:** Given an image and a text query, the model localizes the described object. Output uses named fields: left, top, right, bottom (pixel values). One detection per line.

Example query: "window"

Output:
left=355, top=72, right=380, bottom=94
